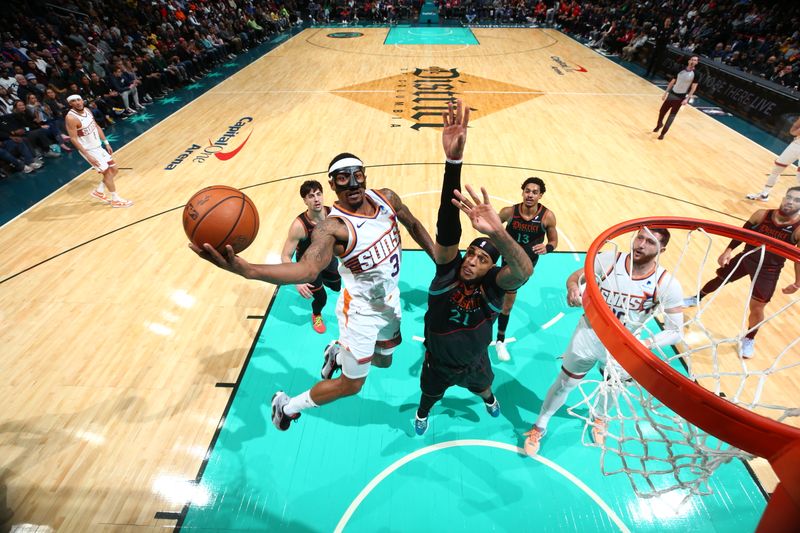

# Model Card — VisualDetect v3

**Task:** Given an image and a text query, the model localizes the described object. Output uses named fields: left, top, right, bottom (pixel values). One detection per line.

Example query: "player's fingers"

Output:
left=454, top=98, right=462, bottom=125
left=480, top=186, right=490, bottom=205
left=224, top=245, right=237, bottom=263
left=452, top=188, right=474, bottom=209
left=442, top=108, right=450, bottom=128
left=464, top=183, right=481, bottom=204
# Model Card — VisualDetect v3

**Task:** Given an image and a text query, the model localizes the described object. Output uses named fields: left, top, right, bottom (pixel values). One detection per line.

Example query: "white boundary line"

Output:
left=542, top=311, right=565, bottom=330
left=553, top=29, right=787, bottom=159
left=0, top=32, right=297, bottom=229
left=333, top=439, right=631, bottom=533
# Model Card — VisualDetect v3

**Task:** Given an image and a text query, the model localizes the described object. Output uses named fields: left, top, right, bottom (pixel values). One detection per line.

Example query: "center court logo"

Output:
left=164, top=117, right=254, bottom=171
left=332, top=67, right=544, bottom=130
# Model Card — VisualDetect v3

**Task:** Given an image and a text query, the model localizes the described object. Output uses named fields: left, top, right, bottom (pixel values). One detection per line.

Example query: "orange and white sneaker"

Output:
left=523, top=426, right=545, bottom=457
left=89, top=189, right=110, bottom=203
left=110, top=198, right=134, bottom=208
left=591, top=418, right=608, bottom=446
left=311, top=314, right=326, bottom=334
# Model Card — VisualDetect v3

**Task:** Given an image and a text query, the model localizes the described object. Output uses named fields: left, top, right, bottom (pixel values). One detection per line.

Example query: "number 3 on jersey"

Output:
left=389, top=253, right=399, bottom=277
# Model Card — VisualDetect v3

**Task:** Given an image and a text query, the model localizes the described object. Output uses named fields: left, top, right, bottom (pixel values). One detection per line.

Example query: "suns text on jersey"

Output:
left=346, top=225, right=401, bottom=273
left=600, top=288, right=654, bottom=311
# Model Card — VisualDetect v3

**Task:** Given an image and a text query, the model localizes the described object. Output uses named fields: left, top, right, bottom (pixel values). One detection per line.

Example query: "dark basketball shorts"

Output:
left=716, top=254, right=780, bottom=303
left=420, top=351, right=494, bottom=397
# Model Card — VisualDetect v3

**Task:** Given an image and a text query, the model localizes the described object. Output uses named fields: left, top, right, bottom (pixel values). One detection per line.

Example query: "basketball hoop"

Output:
left=581, top=217, right=800, bottom=532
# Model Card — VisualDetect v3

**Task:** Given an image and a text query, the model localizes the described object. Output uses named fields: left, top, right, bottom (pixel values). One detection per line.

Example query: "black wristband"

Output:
left=545, top=244, right=554, bottom=253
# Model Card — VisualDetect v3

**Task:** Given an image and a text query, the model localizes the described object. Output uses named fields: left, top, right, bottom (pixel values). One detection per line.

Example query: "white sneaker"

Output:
left=31, top=160, right=43, bottom=169
left=110, top=198, right=133, bottom=208
left=23, top=164, right=33, bottom=174
left=739, top=338, right=755, bottom=359
left=495, top=340, right=510, bottom=361
left=745, top=192, right=769, bottom=201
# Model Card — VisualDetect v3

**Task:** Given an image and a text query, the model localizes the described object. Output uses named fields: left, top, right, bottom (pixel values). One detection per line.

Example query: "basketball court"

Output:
left=0, top=27, right=797, bottom=531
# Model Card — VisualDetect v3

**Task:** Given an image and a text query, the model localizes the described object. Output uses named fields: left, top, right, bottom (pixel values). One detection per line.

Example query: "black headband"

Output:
left=469, top=237, right=500, bottom=263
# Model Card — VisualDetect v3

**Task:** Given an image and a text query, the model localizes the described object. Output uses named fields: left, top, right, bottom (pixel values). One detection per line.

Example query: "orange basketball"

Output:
left=183, top=185, right=259, bottom=254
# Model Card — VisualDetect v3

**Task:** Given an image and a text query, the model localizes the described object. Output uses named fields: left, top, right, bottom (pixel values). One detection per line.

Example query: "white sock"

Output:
left=111, top=192, right=121, bottom=201
left=335, top=343, right=343, bottom=365
left=764, top=164, right=785, bottom=189
left=535, top=371, right=580, bottom=430
left=284, top=390, right=317, bottom=416
left=97, top=182, right=105, bottom=194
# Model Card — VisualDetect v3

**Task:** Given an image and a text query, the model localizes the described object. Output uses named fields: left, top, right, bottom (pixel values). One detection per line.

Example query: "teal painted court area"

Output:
left=181, top=251, right=764, bottom=531
left=384, top=26, right=479, bottom=45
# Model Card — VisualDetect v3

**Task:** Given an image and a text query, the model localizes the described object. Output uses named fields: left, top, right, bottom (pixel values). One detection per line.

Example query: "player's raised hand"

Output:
left=296, top=283, right=314, bottom=298
left=189, top=242, right=250, bottom=277
left=717, top=249, right=732, bottom=268
left=442, top=99, right=469, bottom=161
left=452, top=184, right=503, bottom=235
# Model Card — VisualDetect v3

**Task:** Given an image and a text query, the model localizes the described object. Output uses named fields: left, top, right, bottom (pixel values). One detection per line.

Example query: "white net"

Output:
left=569, top=224, right=800, bottom=501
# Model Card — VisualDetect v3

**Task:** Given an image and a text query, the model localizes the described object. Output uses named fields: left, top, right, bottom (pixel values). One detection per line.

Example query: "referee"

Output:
left=652, top=55, right=700, bottom=140
left=414, top=100, right=533, bottom=435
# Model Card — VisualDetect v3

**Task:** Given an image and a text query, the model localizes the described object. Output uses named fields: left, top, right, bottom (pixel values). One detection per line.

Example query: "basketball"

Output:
left=183, top=185, right=259, bottom=254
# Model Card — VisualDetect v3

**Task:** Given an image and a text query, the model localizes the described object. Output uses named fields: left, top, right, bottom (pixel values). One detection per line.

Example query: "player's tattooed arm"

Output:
left=191, top=218, right=343, bottom=285
left=453, top=185, right=532, bottom=290
left=381, top=188, right=435, bottom=259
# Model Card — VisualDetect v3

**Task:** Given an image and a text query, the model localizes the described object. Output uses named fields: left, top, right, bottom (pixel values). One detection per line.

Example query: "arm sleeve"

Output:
left=647, top=310, right=684, bottom=348
left=647, top=274, right=685, bottom=348
left=435, top=162, right=462, bottom=246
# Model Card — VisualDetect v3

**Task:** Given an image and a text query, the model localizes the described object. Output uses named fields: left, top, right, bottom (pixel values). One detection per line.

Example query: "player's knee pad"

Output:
left=374, top=345, right=396, bottom=357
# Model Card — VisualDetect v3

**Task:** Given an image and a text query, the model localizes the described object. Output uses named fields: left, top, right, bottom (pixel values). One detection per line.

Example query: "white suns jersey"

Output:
left=593, top=251, right=683, bottom=331
left=330, top=189, right=401, bottom=300
left=68, top=108, right=101, bottom=149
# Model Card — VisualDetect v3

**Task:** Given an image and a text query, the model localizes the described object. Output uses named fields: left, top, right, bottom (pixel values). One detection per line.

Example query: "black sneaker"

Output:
left=271, top=391, right=299, bottom=431
left=320, top=340, right=341, bottom=379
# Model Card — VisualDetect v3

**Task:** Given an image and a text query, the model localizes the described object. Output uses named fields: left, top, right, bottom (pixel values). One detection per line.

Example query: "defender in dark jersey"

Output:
left=414, top=100, right=533, bottom=435
left=684, top=186, right=800, bottom=358
left=280, top=180, right=342, bottom=333
left=494, top=178, right=558, bottom=361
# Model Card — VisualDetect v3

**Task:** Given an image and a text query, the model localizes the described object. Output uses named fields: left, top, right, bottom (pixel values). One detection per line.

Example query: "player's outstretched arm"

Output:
left=453, top=184, right=532, bottom=290
left=433, top=99, right=470, bottom=265
left=190, top=218, right=340, bottom=284
left=380, top=188, right=435, bottom=259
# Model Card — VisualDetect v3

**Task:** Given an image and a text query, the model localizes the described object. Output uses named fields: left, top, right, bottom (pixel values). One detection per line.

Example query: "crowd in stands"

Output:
left=1, top=0, right=797, bottom=178
left=0, top=0, right=302, bottom=178
left=554, top=0, right=800, bottom=91
left=440, top=0, right=800, bottom=91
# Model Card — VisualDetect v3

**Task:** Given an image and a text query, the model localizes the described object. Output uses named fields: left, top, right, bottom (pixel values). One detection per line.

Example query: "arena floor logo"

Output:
left=550, top=56, right=588, bottom=75
left=164, top=117, right=254, bottom=170
left=332, top=67, right=544, bottom=130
